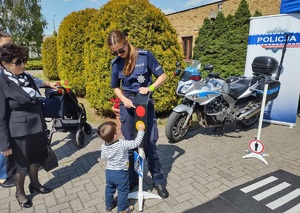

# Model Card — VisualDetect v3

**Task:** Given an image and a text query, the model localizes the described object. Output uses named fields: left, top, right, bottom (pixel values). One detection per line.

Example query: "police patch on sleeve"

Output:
left=138, top=49, right=148, bottom=55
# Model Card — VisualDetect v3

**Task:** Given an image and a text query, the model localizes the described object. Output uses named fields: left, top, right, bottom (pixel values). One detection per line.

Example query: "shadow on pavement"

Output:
left=171, top=121, right=272, bottom=143
left=43, top=150, right=101, bottom=190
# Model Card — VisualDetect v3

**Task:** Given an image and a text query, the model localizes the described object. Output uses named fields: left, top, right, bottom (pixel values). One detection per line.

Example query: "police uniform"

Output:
left=111, top=49, right=166, bottom=186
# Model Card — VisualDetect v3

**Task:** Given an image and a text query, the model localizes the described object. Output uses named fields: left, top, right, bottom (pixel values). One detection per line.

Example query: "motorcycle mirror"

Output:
left=174, top=68, right=181, bottom=76
left=203, top=64, right=213, bottom=71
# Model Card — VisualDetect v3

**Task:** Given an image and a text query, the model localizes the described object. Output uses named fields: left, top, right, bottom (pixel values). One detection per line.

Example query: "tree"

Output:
left=193, top=18, right=213, bottom=60
left=223, top=0, right=251, bottom=77
left=56, top=8, right=98, bottom=97
left=253, top=10, right=263, bottom=17
left=42, top=35, right=59, bottom=80
left=79, top=0, right=183, bottom=115
left=193, top=0, right=254, bottom=78
left=0, top=0, right=47, bottom=57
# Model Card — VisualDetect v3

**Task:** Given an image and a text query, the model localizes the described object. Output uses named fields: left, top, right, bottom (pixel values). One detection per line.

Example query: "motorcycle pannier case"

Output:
left=252, top=56, right=279, bottom=75
left=257, top=80, right=281, bottom=102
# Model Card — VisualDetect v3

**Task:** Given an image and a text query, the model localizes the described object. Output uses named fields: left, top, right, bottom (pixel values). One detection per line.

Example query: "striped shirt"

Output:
left=101, top=130, right=145, bottom=171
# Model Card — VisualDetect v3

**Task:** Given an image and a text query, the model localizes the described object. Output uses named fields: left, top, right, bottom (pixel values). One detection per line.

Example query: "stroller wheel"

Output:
left=76, top=130, right=84, bottom=149
left=84, top=122, right=92, bottom=135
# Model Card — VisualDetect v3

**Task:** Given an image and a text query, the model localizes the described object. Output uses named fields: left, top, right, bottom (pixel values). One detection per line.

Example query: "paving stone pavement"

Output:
left=1, top=115, right=300, bottom=213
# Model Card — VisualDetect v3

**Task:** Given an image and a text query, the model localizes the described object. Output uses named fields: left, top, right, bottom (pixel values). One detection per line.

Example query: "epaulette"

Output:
left=111, top=56, right=121, bottom=65
left=138, top=49, right=148, bottom=55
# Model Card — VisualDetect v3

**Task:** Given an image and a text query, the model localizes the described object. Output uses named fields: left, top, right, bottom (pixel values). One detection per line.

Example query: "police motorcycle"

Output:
left=165, top=57, right=281, bottom=143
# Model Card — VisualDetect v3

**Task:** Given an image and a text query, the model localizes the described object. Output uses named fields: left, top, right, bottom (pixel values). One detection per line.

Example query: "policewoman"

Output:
left=108, top=30, right=169, bottom=198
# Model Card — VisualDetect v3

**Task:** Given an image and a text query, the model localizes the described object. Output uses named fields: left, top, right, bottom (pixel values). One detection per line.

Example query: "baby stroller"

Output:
left=40, top=85, right=92, bottom=148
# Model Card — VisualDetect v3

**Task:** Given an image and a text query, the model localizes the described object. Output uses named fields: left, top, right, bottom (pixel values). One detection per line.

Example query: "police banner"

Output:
left=244, top=13, right=300, bottom=126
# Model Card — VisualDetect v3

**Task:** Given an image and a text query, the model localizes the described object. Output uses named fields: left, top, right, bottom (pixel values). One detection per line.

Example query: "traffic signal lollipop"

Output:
left=128, top=92, right=162, bottom=211
left=134, top=93, right=150, bottom=148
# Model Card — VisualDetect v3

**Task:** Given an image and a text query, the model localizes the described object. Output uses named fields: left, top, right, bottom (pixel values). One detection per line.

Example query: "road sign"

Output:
left=248, top=139, right=265, bottom=154
left=134, top=151, right=143, bottom=178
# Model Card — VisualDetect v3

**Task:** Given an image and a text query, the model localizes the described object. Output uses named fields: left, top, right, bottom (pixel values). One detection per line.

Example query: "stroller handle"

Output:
left=40, top=83, right=66, bottom=90
left=55, top=85, right=70, bottom=92
left=56, top=85, right=64, bottom=90
left=44, top=84, right=71, bottom=98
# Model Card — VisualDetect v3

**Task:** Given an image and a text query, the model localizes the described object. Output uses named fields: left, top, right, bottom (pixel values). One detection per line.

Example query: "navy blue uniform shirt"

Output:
left=110, top=49, right=164, bottom=93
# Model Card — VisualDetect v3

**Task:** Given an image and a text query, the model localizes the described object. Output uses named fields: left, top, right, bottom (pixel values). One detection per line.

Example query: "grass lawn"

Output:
left=77, top=97, right=113, bottom=125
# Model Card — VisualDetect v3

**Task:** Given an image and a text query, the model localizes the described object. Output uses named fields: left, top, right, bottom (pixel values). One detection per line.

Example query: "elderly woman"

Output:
left=0, top=31, right=58, bottom=190
left=0, top=43, right=51, bottom=208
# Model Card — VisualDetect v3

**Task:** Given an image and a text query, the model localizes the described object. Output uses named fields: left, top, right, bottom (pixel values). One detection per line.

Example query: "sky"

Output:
left=41, top=0, right=218, bottom=35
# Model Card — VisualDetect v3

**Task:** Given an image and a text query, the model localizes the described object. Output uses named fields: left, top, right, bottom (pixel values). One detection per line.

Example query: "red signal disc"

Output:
left=136, top=105, right=146, bottom=117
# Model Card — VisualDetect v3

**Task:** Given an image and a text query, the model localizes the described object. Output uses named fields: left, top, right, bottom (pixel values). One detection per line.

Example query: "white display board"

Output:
left=245, top=13, right=300, bottom=126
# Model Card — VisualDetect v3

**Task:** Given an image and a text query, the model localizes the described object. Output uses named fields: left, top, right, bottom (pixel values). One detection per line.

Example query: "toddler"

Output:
left=97, top=121, right=145, bottom=213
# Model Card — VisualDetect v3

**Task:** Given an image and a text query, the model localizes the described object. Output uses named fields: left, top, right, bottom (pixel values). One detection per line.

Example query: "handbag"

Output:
left=39, top=145, right=58, bottom=172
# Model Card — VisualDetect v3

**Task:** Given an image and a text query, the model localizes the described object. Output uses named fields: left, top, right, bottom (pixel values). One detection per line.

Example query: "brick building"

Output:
left=166, top=0, right=281, bottom=59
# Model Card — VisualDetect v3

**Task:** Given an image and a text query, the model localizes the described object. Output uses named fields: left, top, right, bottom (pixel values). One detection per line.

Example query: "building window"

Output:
left=218, top=3, right=222, bottom=11
left=182, top=36, right=193, bottom=60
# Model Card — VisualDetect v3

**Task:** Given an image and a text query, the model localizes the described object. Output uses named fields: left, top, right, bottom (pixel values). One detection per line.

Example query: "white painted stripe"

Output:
left=266, top=188, right=300, bottom=210
left=284, top=203, right=300, bottom=213
left=253, top=182, right=291, bottom=201
left=240, top=176, right=278, bottom=193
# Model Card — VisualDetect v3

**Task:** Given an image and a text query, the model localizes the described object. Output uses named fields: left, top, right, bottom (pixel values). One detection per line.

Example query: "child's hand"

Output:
left=137, top=121, right=145, bottom=131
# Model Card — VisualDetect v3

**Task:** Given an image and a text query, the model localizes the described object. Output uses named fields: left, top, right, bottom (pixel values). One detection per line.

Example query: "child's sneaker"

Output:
left=105, top=206, right=113, bottom=212
left=105, top=201, right=116, bottom=212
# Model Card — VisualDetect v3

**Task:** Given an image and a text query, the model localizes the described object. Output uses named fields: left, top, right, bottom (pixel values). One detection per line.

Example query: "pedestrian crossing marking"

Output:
left=266, top=188, right=300, bottom=210
left=183, top=170, right=300, bottom=213
left=240, top=176, right=278, bottom=193
left=253, top=182, right=291, bottom=201
left=284, top=203, right=300, bottom=213
left=239, top=171, right=300, bottom=212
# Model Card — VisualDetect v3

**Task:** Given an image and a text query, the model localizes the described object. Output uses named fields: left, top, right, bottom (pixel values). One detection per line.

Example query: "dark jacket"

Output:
left=0, top=71, right=46, bottom=152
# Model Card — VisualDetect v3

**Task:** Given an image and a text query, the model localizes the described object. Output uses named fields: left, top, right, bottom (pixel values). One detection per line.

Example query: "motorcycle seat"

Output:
left=228, top=77, right=257, bottom=99
left=225, top=76, right=239, bottom=84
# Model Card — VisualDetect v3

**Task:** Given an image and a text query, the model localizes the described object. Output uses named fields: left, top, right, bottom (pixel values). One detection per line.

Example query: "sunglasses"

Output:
left=10, top=58, right=27, bottom=66
left=111, top=44, right=126, bottom=56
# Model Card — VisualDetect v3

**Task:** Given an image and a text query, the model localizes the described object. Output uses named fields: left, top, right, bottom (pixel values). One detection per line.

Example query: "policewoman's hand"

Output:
left=138, top=87, right=151, bottom=94
left=122, top=97, right=136, bottom=108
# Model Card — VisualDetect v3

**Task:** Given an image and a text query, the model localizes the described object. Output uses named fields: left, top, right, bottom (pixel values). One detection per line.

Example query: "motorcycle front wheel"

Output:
left=165, top=111, right=191, bottom=143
